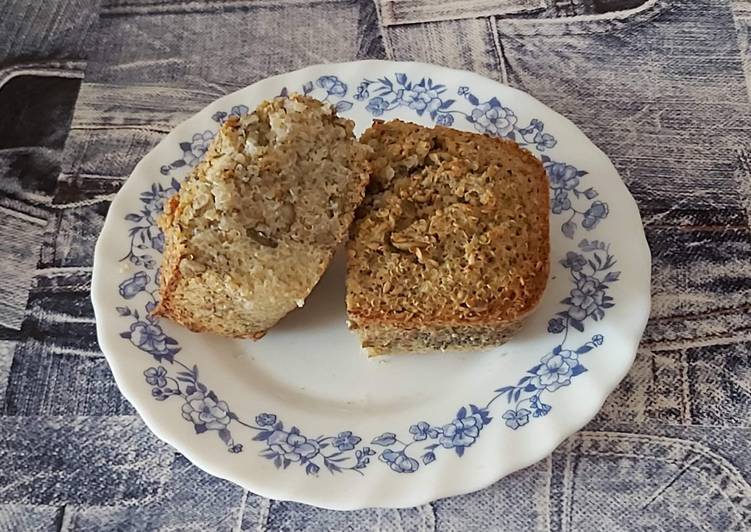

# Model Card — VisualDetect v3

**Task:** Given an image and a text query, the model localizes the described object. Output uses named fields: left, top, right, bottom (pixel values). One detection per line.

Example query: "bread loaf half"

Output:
left=347, top=120, right=549, bottom=355
left=154, top=95, right=370, bottom=338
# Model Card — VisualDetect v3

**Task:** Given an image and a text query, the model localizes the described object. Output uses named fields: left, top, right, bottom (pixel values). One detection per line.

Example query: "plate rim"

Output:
left=91, top=59, right=652, bottom=510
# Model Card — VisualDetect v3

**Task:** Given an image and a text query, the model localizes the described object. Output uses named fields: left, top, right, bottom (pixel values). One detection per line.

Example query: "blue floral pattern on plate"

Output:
left=115, top=73, right=619, bottom=475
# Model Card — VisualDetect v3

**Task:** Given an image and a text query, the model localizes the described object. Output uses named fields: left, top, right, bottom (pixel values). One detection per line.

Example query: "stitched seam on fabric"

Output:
left=640, top=452, right=703, bottom=509
left=568, top=441, right=581, bottom=531
left=35, top=266, right=93, bottom=275
left=520, top=0, right=663, bottom=24
left=488, top=16, right=508, bottom=84
left=257, top=497, right=271, bottom=532
left=0, top=192, right=53, bottom=216
left=581, top=431, right=751, bottom=480
left=735, top=148, right=751, bottom=227
left=372, top=0, right=395, bottom=59
left=47, top=195, right=117, bottom=209
left=235, top=490, right=248, bottom=531
left=549, top=449, right=566, bottom=532
left=573, top=450, right=750, bottom=515
left=376, top=0, right=546, bottom=26
left=0, top=62, right=85, bottom=91
left=643, top=328, right=751, bottom=351
left=545, top=455, right=553, bottom=532
left=60, top=171, right=125, bottom=181
left=649, top=304, right=751, bottom=323
left=0, top=206, right=47, bottom=226
left=645, top=336, right=751, bottom=354
left=498, top=0, right=669, bottom=36
left=101, top=0, right=354, bottom=17
left=680, top=348, right=693, bottom=425
left=562, top=438, right=575, bottom=532
left=69, top=124, right=171, bottom=134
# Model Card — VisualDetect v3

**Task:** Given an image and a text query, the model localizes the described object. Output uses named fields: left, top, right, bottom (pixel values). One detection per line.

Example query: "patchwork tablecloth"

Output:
left=1, top=0, right=750, bottom=529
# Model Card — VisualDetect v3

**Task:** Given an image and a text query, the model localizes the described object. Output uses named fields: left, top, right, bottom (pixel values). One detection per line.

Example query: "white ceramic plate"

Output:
left=92, top=61, right=651, bottom=510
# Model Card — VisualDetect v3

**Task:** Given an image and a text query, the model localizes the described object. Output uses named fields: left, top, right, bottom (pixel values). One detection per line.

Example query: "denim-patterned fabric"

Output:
left=1, top=0, right=750, bottom=530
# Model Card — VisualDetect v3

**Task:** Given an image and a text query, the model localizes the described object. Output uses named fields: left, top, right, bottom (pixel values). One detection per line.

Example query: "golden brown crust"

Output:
left=353, top=321, right=524, bottom=356
left=346, top=120, right=549, bottom=353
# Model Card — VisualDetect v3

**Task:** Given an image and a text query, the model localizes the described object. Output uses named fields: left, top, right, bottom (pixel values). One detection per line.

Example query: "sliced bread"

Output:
left=346, top=120, right=549, bottom=355
left=154, top=95, right=370, bottom=338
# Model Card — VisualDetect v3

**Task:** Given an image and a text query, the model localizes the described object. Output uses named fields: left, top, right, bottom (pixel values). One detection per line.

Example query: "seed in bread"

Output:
left=153, top=95, right=371, bottom=338
left=346, top=120, right=549, bottom=355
